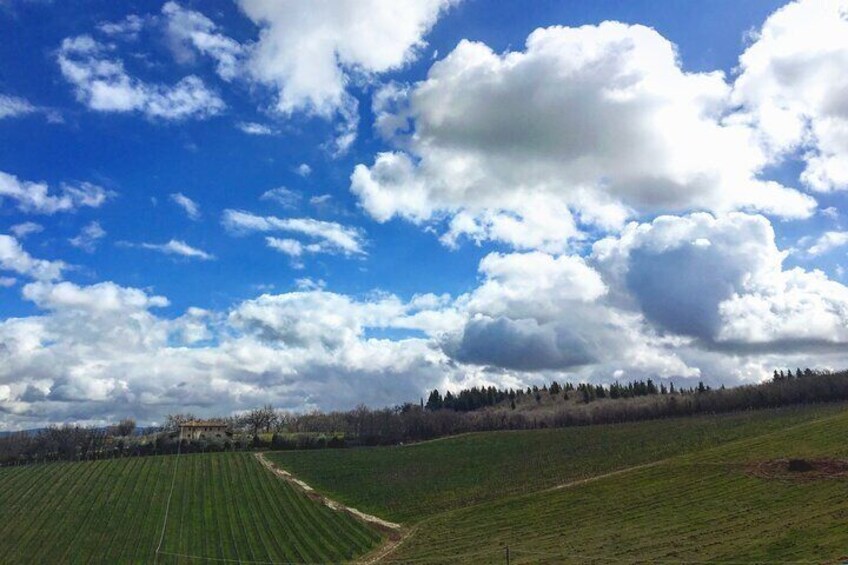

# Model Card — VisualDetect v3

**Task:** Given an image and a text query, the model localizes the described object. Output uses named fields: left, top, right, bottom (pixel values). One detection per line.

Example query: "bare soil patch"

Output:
left=746, top=458, right=848, bottom=481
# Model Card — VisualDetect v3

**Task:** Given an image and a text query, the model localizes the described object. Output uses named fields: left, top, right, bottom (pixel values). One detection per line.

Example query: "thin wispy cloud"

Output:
left=237, top=122, right=275, bottom=135
left=69, top=221, right=106, bottom=252
left=169, top=192, right=201, bottom=220
left=0, top=170, right=114, bottom=214
left=807, top=231, right=848, bottom=257
left=222, top=209, right=366, bottom=256
left=0, top=93, right=36, bottom=119
left=123, top=239, right=214, bottom=260
left=9, top=222, right=43, bottom=238
left=260, top=187, right=301, bottom=209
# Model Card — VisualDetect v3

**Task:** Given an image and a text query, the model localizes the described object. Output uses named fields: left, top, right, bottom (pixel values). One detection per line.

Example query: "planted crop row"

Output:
left=0, top=456, right=173, bottom=563
left=267, top=402, right=846, bottom=522
left=0, top=451, right=381, bottom=563
left=155, top=452, right=381, bottom=564
left=390, top=410, right=848, bottom=563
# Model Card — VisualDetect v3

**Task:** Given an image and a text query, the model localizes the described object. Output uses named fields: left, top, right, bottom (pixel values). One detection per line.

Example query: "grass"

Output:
left=0, top=451, right=381, bottom=563
left=265, top=403, right=846, bottom=523
left=2, top=403, right=845, bottom=563
left=389, top=408, right=848, bottom=563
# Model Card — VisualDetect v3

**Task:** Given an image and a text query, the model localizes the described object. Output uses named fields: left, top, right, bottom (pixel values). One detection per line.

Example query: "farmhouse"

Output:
left=178, top=420, right=230, bottom=441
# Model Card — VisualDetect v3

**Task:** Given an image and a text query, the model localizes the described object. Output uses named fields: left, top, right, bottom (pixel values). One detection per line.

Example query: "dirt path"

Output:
left=547, top=459, right=666, bottom=491
left=366, top=459, right=673, bottom=564
left=254, top=452, right=402, bottom=532
left=356, top=529, right=412, bottom=565
left=254, top=452, right=405, bottom=564
left=264, top=413, right=845, bottom=563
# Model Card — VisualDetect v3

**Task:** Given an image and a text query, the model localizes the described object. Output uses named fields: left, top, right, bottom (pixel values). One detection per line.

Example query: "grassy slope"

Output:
left=390, top=408, right=848, bottom=563
left=0, top=452, right=380, bottom=564
left=266, top=403, right=845, bottom=523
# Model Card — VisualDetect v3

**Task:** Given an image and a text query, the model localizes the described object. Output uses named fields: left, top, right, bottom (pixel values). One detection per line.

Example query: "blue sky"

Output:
left=2, top=0, right=848, bottom=428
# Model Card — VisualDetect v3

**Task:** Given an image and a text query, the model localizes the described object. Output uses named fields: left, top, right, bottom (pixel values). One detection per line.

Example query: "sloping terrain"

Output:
left=0, top=452, right=381, bottom=564
left=388, top=409, right=848, bottom=563
left=1, top=403, right=845, bottom=564
left=266, top=403, right=844, bottom=523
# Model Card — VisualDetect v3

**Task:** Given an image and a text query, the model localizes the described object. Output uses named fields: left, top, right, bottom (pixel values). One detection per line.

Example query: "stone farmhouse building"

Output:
left=178, top=420, right=230, bottom=441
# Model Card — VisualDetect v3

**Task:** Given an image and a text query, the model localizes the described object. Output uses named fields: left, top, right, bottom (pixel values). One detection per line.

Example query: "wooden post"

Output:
left=505, top=545, right=510, bottom=565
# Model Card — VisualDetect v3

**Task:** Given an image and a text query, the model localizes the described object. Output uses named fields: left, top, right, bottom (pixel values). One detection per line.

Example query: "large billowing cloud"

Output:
left=237, top=0, right=455, bottom=118
left=733, top=0, right=848, bottom=192
left=0, top=281, right=458, bottom=429
left=236, top=0, right=454, bottom=153
left=351, top=22, right=817, bottom=251
left=443, top=250, right=695, bottom=375
left=444, top=212, right=848, bottom=375
left=8, top=0, right=848, bottom=429
left=593, top=212, right=848, bottom=349
left=6, top=212, right=848, bottom=429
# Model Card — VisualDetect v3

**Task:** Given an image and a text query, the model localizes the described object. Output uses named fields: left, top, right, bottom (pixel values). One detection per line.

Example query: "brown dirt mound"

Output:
left=746, top=458, right=848, bottom=481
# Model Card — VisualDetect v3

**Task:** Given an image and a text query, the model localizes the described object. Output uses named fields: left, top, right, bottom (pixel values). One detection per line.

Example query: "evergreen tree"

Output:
left=425, top=389, right=443, bottom=411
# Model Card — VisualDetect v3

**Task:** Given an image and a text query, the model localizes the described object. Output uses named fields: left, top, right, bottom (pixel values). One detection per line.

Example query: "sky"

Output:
left=2, top=0, right=848, bottom=429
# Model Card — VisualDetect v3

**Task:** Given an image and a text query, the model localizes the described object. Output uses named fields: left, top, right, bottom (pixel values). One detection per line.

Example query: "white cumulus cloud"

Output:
left=0, top=235, right=66, bottom=281
left=57, top=34, right=225, bottom=120
left=162, top=2, right=246, bottom=82
left=352, top=22, right=817, bottom=252
left=593, top=212, right=848, bottom=349
left=0, top=170, right=114, bottom=214
left=733, top=0, right=848, bottom=192
left=236, top=0, right=456, bottom=152
left=806, top=231, right=848, bottom=256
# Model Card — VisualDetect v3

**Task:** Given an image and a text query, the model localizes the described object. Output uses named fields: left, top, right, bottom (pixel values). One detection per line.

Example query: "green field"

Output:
left=266, top=403, right=845, bottom=523
left=2, top=403, right=846, bottom=563
left=263, top=403, right=848, bottom=563
left=388, top=408, right=848, bottom=563
left=0, top=452, right=381, bottom=564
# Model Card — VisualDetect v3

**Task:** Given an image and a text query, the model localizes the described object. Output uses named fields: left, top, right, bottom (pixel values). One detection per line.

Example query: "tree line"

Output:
left=424, top=377, right=706, bottom=411
left=2, top=368, right=846, bottom=466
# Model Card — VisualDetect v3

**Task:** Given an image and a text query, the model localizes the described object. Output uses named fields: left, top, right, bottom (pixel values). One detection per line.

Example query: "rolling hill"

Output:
left=1, top=402, right=846, bottom=563
left=266, top=403, right=845, bottom=523
left=388, top=408, right=848, bottom=563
